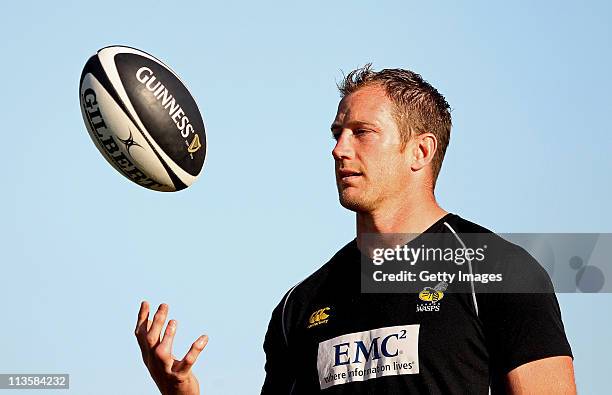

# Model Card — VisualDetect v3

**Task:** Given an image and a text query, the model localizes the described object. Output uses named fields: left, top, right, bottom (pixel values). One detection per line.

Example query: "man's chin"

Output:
left=338, top=193, right=371, bottom=213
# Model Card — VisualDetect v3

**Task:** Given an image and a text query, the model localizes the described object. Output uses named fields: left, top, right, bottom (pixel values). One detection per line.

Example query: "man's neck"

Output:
left=355, top=196, right=448, bottom=251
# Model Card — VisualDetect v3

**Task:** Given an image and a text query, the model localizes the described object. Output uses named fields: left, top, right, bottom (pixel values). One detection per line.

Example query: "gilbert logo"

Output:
left=308, top=307, right=330, bottom=329
left=81, top=87, right=164, bottom=190
left=118, top=128, right=143, bottom=157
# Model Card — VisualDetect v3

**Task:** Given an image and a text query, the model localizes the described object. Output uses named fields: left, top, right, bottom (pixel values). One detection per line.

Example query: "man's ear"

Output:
left=410, top=133, right=438, bottom=171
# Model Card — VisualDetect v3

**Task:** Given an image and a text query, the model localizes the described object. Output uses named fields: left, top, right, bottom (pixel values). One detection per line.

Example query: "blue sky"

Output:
left=0, top=1, right=610, bottom=393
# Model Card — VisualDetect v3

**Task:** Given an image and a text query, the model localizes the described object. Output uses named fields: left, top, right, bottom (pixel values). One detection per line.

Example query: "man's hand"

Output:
left=135, top=301, right=208, bottom=395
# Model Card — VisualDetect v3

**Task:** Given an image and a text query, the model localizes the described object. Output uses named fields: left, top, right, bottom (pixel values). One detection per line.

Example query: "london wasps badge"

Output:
left=417, top=282, right=447, bottom=312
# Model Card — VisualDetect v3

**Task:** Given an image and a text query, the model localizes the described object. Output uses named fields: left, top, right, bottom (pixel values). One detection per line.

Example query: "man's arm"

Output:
left=478, top=246, right=575, bottom=393
left=261, top=295, right=296, bottom=394
left=506, top=356, right=576, bottom=394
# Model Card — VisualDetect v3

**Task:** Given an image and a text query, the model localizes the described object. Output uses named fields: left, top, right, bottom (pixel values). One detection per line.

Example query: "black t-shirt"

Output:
left=261, top=213, right=573, bottom=394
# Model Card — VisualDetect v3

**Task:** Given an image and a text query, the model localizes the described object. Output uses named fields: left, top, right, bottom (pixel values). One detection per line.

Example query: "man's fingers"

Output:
left=135, top=300, right=150, bottom=336
left=157, top=319, right=177, bottom=360
left=175, top=335, right=208, bottom=374
left=146, top=303, right=169, bottom=347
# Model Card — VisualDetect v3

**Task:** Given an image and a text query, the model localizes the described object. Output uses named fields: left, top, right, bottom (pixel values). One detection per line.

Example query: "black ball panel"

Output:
left=114, top=53, right=206, bottom=177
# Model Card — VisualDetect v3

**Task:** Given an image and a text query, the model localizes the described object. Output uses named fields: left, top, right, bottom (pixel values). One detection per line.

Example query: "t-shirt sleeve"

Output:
left=260, top=295, right=295, bottom=395
left=479, top=248, right=573, bottom=378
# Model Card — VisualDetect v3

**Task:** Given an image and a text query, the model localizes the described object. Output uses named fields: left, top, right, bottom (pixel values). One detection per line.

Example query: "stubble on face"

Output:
left=331, top=85, right=411, bottom=214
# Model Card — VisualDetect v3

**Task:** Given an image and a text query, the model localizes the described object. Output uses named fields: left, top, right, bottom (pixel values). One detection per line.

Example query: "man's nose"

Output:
left=332, top=131, right=354, bottom=160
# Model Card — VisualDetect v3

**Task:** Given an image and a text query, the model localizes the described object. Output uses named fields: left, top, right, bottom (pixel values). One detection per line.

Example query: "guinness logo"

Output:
left=186, top=133, right=202, bottom=158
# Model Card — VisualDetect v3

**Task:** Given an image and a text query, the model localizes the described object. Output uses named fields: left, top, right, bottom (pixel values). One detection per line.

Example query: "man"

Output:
left=135, top=65, right=576, bottom=394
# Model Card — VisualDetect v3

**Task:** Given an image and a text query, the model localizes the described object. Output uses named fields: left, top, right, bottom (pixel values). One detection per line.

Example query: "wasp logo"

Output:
left=308, top=307, right=331, bottom=328
left=417, top=282, right=447, bottom=312
left=418, top=288, right=444, bottom=304
left=418, top=281, right=447, bottom=304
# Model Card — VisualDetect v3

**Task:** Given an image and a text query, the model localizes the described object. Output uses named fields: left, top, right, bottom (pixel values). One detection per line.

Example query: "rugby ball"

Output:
left=79, top=46, right=206, bottom=191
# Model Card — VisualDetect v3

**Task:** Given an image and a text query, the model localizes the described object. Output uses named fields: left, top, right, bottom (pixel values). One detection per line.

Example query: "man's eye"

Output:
left=354, top=129, right=369, bottom=135
left=332, top=133, right=340, bottom=141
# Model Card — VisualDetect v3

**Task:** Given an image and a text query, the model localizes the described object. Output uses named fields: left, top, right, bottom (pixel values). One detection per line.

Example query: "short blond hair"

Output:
left=338, top=64, right=452, bottom=188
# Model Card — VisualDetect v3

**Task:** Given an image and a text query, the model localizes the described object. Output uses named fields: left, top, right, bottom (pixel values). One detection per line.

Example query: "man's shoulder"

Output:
left=268, top=240, right=357, bottom=331
left=444, top=213, right=524, bottom=254
left=448, top=213, right=555, bottom=292
left=443, top=213, right=496, bottom=234
left=286, top=239, right=358, bottom=297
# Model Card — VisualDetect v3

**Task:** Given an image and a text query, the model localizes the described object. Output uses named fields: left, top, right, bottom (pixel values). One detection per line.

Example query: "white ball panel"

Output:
left=80, top=73, right=175, bottom=191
